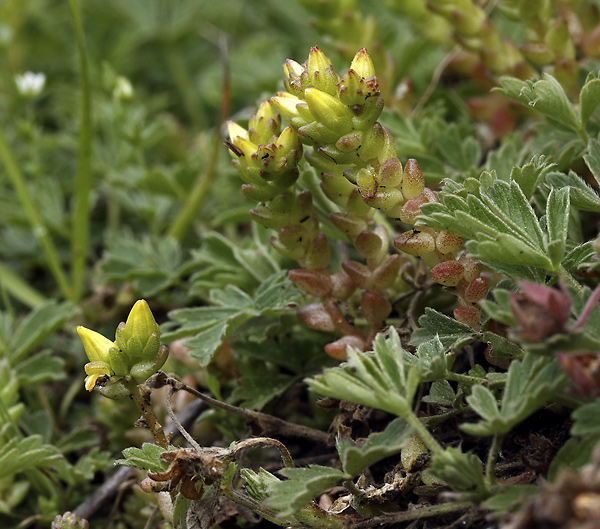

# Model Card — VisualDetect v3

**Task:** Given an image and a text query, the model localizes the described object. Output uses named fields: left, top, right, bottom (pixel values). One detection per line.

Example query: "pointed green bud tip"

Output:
left=276, top=125, right=301, bottom=153
left=284, top=59, right=305, bottom=79
left=350, top=48, right=376, bottom=79
left=121, top=300, right=161, bottom=358
left=304, top=87, right=353, bottom=135
left=307, top=46, right=333, bottom=79
left=227, top=121, right=248, bottom=142
left=249, top=101, right=282, bottom=144
left=270, top=94, right=306, bottom=127
left=255, top=100, right=279, bottom=124
left=77, top=326, right=114, bottom=364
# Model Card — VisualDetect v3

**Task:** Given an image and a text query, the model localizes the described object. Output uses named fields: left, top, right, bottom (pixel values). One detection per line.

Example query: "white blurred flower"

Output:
left=15, top=71, right=46, bottom=98
left=113, top=76, right=134, bottom=100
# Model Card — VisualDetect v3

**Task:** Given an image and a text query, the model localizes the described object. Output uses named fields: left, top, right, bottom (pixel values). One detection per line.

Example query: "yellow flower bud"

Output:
left=304, top=88, right=353, bottom=135
left=306, top=46, right=338, bottom=96
left=77, top=326, right=114, bottom=363
left=270, top=95, right=310, bottom=129
left=349, top=48, right=376, bottom=79
left=226, top=121, right=248, bottom=142
left=116, top=300, right=161, bottom=360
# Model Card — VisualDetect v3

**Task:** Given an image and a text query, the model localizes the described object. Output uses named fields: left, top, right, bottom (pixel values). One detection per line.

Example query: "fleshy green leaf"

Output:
left=337, top=418, right=413, bottom=476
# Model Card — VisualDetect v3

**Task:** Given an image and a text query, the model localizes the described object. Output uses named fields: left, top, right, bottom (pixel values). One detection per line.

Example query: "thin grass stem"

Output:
left=68, top=0, right=94, bottom=304
left=0, top=261, right=46, bottom=308
left=0, top=127, right=71, bottom=300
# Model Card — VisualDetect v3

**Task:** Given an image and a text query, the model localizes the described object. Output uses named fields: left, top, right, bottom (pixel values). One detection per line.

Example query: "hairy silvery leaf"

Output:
left=461, top=355, right=566, bottom=436
left=571, top=402, right=600, bottom=436
left=547, top=171, right=600, bottom=213
left=266, top=465, right=350, bottom=518
left=115, top=443, right=172, bottom=473
left=410, top=308, right=475, bottom=349
left=423, top=380, right=456, bottom=407
left=163, top=272, right=301, bottom=366
left=419, top=178, right=565, bottom=273
left=337, top=418, right=413, bottom=476
left=495, top=74, right=580, bottom=133
left=430, top=447, right=487, bottom=499
left=545, top=187, right=570, bottom=268
left=579, top=72, right=600, bottom=127
left=584, top=138, right=600, bottom=192
left=307, top=328, right=422, bottom=417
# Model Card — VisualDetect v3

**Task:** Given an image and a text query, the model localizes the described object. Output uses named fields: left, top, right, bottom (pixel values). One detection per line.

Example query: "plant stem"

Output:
left=571, top=283, right=600, bottom=330
left=0, top=262, right=46, bottom=308
left=403, top=409, right=444, bottom=456
left=223, top=488, right=295, bottom=527
left=559, top=265, right=583, bottom=294
left=167, top=36, right=229, bottom=241
left=352, top=501, right=474, bottom=528
left=68, top=0, right=93, bottom=304
left=322, top=296, right=364, bottom=338
left=127, top=381, right=168, bottom=449
left=151, top=373, right=330, bottom=444
left=231, top=437, right=294, bottom=468
left=0, top=127, right=71, bottom=300
left=485, top=433, right=503, bottom=486
left=162, top=39, right=207, bottom=130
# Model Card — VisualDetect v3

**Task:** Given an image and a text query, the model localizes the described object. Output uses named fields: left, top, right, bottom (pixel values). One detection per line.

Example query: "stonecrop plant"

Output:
left=5, top=1, right=600, bottom=528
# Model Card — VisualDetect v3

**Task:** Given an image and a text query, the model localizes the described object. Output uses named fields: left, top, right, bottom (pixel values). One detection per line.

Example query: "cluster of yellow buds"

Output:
left=426, top=0, right=534, bottom=78
left=226, top=45, right=492, bottom=346
left=272, top=47, right=428, bottom=219
left=226, top=101, right=303, bottom=202
left=227, top=100, right=329, bottom=269
left=425, top=0, right=591, bottom=97
left=77, top=300, right=168, bottom=399
left=257, top=190, right=331, bottom=269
